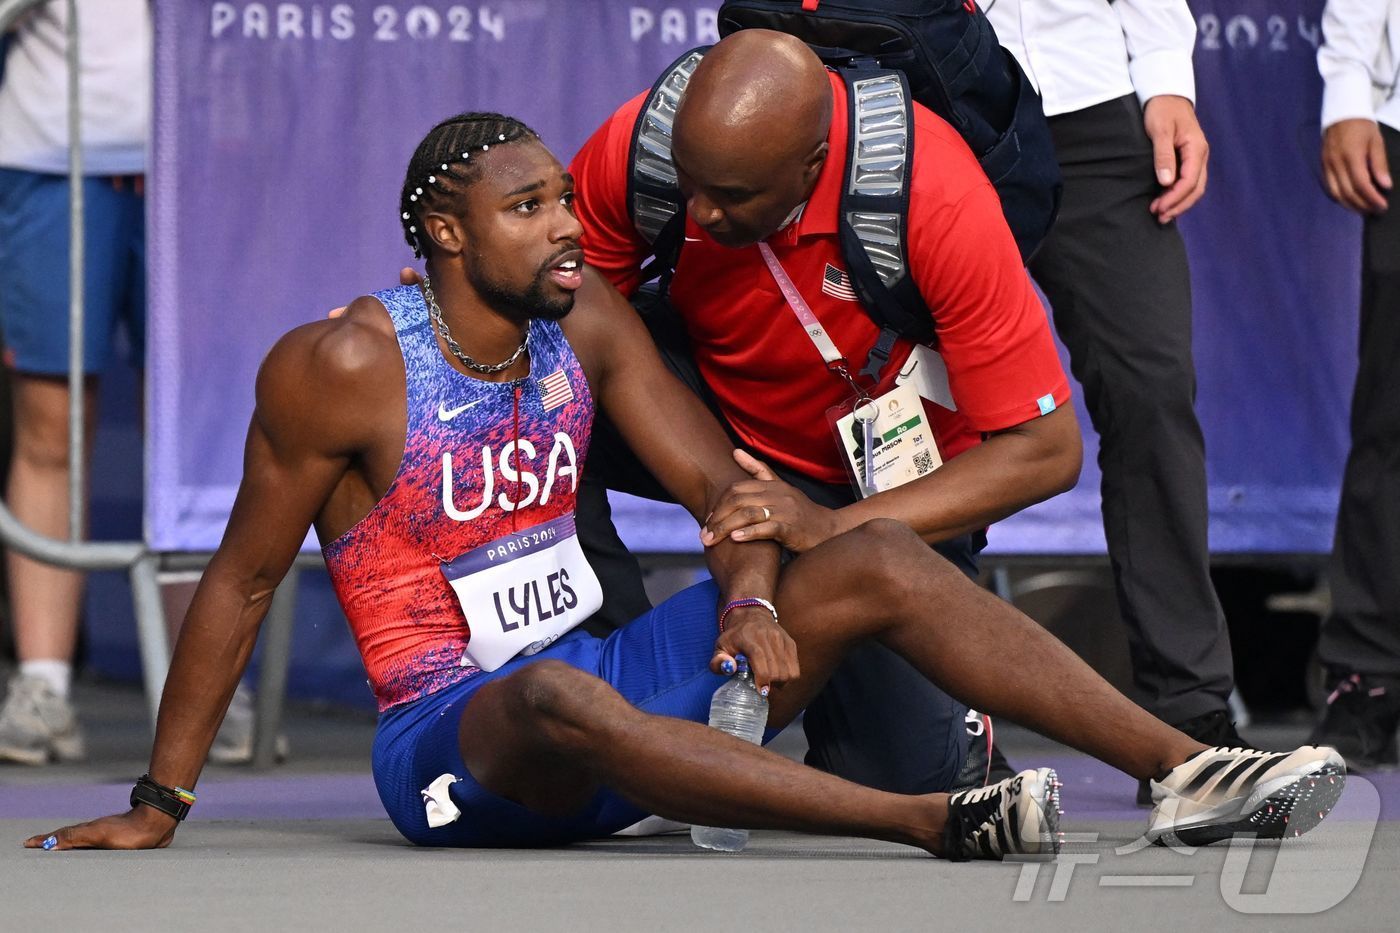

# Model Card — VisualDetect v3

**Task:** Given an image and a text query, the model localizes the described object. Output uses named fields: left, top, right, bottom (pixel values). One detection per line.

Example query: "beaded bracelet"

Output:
left=718, top=596, right=779, bottom=633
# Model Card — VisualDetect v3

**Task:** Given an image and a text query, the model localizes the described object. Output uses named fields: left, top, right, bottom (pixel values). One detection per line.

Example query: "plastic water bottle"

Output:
left=691, top=657, right=770, bottom=852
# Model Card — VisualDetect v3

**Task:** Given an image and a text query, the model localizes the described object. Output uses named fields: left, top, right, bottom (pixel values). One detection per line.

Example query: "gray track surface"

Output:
left=2, top=680, right=1397, bottom=931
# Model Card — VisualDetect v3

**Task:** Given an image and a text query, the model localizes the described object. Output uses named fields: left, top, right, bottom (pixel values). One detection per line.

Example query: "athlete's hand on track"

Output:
left=710, top=606, right=799, bottom=697
left=701, top=450, right=839, bottom=554
left=328, top=268, right=423, bottom=318
left=24, top=806, right=177, bottom=851
left=1322, top=119, right=1392, bottom=215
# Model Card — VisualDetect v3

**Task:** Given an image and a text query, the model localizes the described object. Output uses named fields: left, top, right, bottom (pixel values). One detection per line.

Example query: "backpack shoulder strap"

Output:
left=835, top=60, right=936, bottom=378
left=628, top=47, right=710, bottom=287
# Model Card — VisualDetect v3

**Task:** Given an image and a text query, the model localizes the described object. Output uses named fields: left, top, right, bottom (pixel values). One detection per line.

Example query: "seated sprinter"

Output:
left=25, top=114, right=1345, bottom=858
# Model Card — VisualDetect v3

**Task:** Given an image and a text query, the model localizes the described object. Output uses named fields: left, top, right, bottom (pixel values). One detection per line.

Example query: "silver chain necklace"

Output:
left=422, top=274, right=530, bottom=375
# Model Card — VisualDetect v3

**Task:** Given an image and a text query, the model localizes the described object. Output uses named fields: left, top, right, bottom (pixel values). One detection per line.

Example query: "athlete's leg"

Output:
left=756, top=520, right=1205, bottom=780
left=457, top=658, right=948, bottom=852
left=457, top=520, right=1193, bottom=840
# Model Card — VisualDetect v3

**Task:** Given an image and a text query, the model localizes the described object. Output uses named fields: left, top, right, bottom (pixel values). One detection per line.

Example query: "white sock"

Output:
left=19, top=660, right=72, bottom=700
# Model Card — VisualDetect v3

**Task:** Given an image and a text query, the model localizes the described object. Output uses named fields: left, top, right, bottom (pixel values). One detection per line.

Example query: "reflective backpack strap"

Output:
left=628, top=45, right=710, bottom=285
left=836, top=61, right=936, bottom=379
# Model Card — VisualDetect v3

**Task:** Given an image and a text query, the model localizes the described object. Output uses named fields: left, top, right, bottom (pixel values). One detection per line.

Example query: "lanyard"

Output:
left=756, top=242, right=868, bottom=397
left=757, top=242, right=878, bottom=493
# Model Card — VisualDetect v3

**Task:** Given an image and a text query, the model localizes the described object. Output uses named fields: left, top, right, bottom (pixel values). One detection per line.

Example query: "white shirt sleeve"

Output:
left=1113, top=0, right=1199, bottom=106
left=1318, top=0, right=1390, bottom=128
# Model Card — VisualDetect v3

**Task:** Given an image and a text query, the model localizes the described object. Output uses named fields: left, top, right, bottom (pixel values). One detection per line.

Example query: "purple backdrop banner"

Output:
left=149, top=0, right=1360, bottom=555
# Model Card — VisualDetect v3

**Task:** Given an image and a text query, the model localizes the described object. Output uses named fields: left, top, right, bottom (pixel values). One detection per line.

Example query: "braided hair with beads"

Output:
left=398, top=112, right=540, bottom=258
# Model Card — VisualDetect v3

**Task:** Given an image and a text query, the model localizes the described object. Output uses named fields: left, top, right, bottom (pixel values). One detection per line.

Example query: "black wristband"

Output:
left=130, top=774, right=196, bottom=822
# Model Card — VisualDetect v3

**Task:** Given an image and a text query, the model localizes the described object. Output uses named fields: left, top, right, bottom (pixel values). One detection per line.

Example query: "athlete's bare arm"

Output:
left=562, top=267, right=791, bottom=689
left=23, top=304, right=403, bottom=851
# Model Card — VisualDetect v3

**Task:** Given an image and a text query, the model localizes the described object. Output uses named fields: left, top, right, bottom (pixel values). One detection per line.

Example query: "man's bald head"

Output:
left=670, top=30, right=833, bottom=248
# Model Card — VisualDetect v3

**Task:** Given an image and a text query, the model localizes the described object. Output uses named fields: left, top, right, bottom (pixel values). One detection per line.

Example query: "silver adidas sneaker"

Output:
left=1145, top=745, right=1346, bottom=847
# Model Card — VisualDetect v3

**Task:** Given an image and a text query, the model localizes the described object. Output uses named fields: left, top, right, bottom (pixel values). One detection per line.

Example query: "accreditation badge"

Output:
left=829, top=380, right=942, bottom=500
left=440, top=512, right=602, bottom=672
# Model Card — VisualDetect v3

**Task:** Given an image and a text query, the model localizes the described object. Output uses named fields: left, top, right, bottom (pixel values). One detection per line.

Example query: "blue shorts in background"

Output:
left=0, top=168, right=145, bottom=375
left=372, top=579, right=773, bottom=848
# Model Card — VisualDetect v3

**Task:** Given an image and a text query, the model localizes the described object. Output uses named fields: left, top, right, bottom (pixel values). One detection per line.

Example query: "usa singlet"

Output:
left=322, top=285, right=593, bottom=711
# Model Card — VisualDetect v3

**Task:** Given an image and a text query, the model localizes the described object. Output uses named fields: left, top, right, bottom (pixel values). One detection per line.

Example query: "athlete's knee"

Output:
left=850, top=517, right=921, bottom=545
left=514, top=659, right=601, bottom=719
left=511, top=660, right=626, bottom=753
left=845, top=519, right=961, bottom=598
left=846, top=519, right=932, bottom=570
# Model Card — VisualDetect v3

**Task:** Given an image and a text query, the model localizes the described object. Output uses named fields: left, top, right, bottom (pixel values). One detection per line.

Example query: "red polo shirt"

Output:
left=571, top=71, right=1070, bottom=485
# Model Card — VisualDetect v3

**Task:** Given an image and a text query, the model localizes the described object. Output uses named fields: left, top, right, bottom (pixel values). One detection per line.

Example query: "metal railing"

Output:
left=0, top=0, right=297, bottom=767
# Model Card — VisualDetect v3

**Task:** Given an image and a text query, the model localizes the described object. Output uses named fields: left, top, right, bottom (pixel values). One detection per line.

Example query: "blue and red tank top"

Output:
left=321, top=285, right=593, bottom=711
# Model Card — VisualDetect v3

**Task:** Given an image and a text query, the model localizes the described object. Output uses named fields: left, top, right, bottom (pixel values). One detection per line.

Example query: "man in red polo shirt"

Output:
left=570, top=29, right=1080, bottom=795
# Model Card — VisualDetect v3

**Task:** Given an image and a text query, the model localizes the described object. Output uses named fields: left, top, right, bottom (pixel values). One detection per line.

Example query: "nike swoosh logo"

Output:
left=438, top=399, right=484, bottom=421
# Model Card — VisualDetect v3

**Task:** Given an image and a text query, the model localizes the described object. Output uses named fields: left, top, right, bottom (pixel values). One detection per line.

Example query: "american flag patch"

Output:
left=538, top=368, right=575, bottom=412
left=822, top=263, right=858, bottom=302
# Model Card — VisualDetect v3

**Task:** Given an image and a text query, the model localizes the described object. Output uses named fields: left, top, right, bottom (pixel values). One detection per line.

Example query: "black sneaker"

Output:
left=1136, top=709, right=1250, bottom=806
left=1307, top=672, right=1400, bottom=771
left=950, top=710, right=1017, bottom=792
left=943, top=768, right=1062, bottom=861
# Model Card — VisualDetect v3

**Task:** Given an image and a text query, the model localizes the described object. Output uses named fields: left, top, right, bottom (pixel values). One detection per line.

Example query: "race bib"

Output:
left=832, top=380, right=942, bottom=499
left=441, top=512, right=602, bottom=672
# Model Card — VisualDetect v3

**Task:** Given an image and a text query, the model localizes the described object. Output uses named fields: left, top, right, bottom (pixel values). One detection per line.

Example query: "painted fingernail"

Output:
left=42, top=835, right=57, bottom=851
left=734, top=653, right=747, bottom=664
left=760, top=686, right=770, bottom=698
left=721, top=660, right=735, bottom=675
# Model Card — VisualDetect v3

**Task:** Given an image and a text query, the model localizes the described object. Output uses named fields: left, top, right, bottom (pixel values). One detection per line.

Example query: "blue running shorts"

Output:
left=0, top=168, right=145, bottom=375
left=372, top=579, right=776, bottom=847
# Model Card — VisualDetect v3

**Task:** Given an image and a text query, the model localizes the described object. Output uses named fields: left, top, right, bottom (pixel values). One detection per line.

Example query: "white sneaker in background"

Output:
left=208, top=682, right=290, bottom=765
left=0, top=674, right=85, bottom=765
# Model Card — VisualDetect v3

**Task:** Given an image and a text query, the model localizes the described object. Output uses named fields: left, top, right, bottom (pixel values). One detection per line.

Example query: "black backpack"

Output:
left=627, top=0, right=1061, bottom=376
